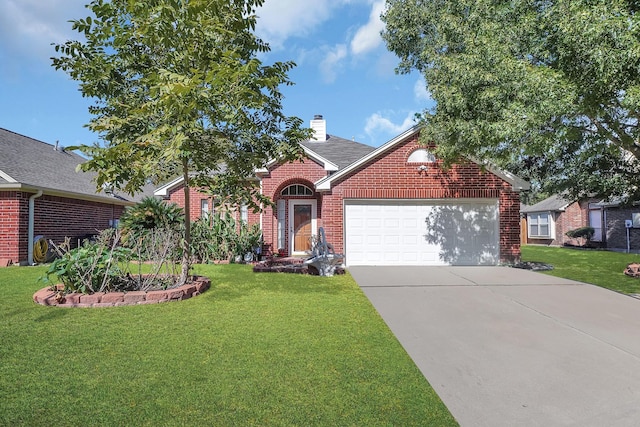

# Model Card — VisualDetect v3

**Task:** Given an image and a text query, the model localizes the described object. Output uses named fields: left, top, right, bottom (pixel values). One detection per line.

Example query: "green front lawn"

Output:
left=0, top=265, right=456, bottom=426
left=521, top=245, right=640, bottom=294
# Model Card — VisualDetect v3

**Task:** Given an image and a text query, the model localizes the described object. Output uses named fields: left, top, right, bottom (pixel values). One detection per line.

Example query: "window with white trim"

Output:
left=200, top=199, right=210, bottom=218
left=281, top=184, right=313, bottom=196
left=528, top=212, right=551, bottom=238
left=277, top=199, right=286, bottom=249
left=240, top=203, right=248, bottom=224
left=407, top=148, right=436, bottom=163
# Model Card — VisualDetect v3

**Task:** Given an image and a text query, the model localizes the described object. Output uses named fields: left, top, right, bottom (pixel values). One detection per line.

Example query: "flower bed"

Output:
left=33, top=276, right=210, bottom=308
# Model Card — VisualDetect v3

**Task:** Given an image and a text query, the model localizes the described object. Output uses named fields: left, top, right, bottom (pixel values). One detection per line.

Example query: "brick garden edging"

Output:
left=33, top=276, right=210, bottom=308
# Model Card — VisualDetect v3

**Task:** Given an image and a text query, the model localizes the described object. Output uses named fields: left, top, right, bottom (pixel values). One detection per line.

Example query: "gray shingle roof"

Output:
left=300, top=134, right=376, bottom=170
left=521, top=194, right=572, bottom=213
left=0, top=128, right=152, bottom=203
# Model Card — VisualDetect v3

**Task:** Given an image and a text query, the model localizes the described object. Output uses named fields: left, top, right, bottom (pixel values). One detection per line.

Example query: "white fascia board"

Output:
left=483, top=164, right=531, bottom=192
left=5, top=183, right=136, bottom=206
left=315, top=125, right=422, bottom=191
left=154, top=176, right=185, bottom=197
left=302, top=147, right=338, bottom=171
left=0, top=169, right=17, bottom=183
left=256, top=146, right=338, bottom=176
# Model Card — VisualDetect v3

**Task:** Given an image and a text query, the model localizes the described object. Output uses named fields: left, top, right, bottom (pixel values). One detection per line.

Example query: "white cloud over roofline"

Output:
left=414, top=79, right=434, bottom=103
left=350, top=0, right=385, bottom=55
left=319, top=44, right=348, bottom=83
left=364, top=111, right=417, bottom=138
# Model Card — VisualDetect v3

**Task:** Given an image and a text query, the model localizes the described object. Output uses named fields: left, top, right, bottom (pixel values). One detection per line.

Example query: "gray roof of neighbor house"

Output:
left=521, top=194, right=572, bottom=214
left=301, top=134, right=376, bottom=170
left=0, top=128, right=153, bottom=204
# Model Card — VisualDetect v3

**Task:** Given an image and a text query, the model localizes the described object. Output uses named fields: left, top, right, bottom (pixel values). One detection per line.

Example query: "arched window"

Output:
left=281, top=184, right=313, bottom=196
left=407, top=148, right=436, bottom=163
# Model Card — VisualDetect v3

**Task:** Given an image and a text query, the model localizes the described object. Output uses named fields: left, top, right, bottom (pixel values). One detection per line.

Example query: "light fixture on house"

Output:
left=417, top=164, right=428, bottom=175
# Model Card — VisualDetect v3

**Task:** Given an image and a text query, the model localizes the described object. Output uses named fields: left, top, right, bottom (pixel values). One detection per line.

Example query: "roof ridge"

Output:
left=0, top=127, right=57, bottom=147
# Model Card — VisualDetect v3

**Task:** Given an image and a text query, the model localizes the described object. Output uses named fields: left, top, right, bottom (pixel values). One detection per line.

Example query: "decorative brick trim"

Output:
left=32, top=276, right=210, bottom=308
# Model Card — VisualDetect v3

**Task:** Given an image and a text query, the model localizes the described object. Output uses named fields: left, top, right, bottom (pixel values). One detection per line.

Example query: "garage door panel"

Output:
left=345, top=200, right=499, bottom=266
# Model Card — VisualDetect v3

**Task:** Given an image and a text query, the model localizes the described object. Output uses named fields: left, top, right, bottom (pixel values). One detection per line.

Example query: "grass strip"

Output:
left=521, top=245, right=640, bottom=294
left=0, top=264, right=456, bottom=426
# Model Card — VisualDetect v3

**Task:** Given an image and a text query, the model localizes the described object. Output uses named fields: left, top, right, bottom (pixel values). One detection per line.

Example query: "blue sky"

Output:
left=0, top=0, right=434, bottom=149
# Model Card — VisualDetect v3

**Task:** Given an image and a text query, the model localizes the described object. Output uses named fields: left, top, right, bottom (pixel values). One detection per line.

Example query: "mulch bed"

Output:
left=511, top=261, right=554, bottom=271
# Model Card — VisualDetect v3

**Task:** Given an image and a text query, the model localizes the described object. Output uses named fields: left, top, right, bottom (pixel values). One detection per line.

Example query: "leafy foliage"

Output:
left=382, top=0, right=640, bottom=201
left=51, top=0, right=312, bottom=284
left=118, top=197, right=184, bottom=235
left=566, top=226, right=595, bottom=241
left=191, top=211, right=262, bottom=263
left=41, top=230, right=131, bottom=294
left=41, top=228, right=182, bottom=294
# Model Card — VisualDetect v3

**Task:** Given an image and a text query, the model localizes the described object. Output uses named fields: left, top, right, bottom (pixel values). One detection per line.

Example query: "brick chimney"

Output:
left=310, top=114, right=327, bottom=142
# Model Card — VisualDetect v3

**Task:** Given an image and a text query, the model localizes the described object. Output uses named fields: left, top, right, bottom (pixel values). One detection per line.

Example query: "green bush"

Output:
left=119, top=196, right=184, bottom=236
left=191, top=212, right=261, bottom=263
left=41, top=230, right=132, bottom=294
left=565, top=226, right=595, bottom=241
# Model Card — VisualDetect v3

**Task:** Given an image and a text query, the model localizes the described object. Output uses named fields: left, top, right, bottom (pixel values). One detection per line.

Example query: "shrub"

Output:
left=42, top=229, right=131, bottom=294
left=565, top=226, right=595, bottom=241
left=191, top=212, right=262, bottom=263
left=41, top=228, right=182, bottom=294
left=119, top=196, right=184, bottom=236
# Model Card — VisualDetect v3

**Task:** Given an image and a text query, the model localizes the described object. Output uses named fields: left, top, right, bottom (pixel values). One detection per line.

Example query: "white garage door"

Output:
left=344, top=199, right=499, bottom=266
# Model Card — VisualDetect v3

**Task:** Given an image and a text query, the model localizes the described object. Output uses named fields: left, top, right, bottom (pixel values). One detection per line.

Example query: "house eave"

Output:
left=315, top=125, right=422, bottom=190
left=0, top=183, right=136, bottom=206
left=0, top=168, right=17, bottom=183
left=314, top=124, right=529, bottom=192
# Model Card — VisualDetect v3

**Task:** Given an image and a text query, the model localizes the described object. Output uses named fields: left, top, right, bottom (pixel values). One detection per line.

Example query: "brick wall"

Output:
left=260, top=158, right=327, bottom=255
left=0, top=191, right=126, bottom=264
left=606, top=206, right=640, bottom=250
left=261, top=136, right=522, bottom=262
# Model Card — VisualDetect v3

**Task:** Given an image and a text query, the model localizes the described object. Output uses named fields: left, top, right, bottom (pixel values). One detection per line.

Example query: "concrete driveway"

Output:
left=349, top=266, right=640, bottom=427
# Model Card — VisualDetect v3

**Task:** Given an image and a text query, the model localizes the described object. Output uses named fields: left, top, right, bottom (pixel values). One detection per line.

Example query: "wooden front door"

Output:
left=289, top=200, right=317, bottom=255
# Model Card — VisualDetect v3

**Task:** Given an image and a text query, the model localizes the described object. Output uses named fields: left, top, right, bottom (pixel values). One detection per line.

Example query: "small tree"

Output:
left=52, top=0, right=311, bottom=284
left=565, top=227, right=595, bottom=247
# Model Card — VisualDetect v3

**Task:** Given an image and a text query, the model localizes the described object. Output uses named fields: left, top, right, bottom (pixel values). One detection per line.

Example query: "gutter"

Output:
left=27, top=190, right=43, bottom=265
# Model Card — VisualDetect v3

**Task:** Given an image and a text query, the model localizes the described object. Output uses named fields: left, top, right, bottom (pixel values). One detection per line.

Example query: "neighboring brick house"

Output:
left=595, top=199, right=640, bottom=251
left=520, top=194, right=640, bottom=251
left=158, top=116, right=529, bottom=266
left=0, top=128, right=152, bottom=265
left=521, top=195, right=604, bottom=247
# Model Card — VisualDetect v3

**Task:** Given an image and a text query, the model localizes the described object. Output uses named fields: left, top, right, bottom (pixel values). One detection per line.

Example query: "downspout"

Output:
left=28, top=190, right=43, bottom=265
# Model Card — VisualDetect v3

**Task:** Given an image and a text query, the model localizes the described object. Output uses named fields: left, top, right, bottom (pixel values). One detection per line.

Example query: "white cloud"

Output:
left=256, top=0, right=350, bottom=49
left=0, top=0, right=87, bottom=62
left=364, top=111, right=417, bottom=136
left=319, top=44, right=348, bottom=83
left=414, top=79, right=434, bottom=103
left=350, top=0, right=385, bottom=55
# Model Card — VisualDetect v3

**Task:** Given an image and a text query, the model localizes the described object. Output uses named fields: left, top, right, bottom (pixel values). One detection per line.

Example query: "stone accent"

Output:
left=253, top=257, right=345, bottom=275
left=32, top=276, right=211, bottom=308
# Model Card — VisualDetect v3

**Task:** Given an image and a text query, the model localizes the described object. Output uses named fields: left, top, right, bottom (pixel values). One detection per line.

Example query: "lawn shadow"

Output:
left=34, top=308, right=69, bottom=322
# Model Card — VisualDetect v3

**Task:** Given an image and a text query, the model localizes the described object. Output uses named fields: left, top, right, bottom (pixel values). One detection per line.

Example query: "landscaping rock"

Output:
left=624, top=263, right=640, bottom=278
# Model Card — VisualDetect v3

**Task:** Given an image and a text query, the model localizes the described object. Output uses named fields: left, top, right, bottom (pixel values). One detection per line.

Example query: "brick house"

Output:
left=600, top=200, right=640, bottom=250
left=158, top=116, right=528, bottom=266
left=521, top=194, right=640, bottom=251
left=521, top=195, right=604, bottom=247
left=0, top=128, right=152, bottom=265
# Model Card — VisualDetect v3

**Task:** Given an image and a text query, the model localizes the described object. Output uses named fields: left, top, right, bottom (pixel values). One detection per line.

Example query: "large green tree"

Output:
left=53, top=0, right=310, bottom=284
left=382, top=0, right=640, bottom=202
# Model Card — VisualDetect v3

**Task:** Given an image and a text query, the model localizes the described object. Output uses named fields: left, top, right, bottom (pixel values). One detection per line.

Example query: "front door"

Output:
left=289, top=200, right=317, bottom=255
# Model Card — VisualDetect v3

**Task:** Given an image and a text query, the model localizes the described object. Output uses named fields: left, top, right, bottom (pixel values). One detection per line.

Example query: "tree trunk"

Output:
left=178, top=158, right=191, bottom=286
